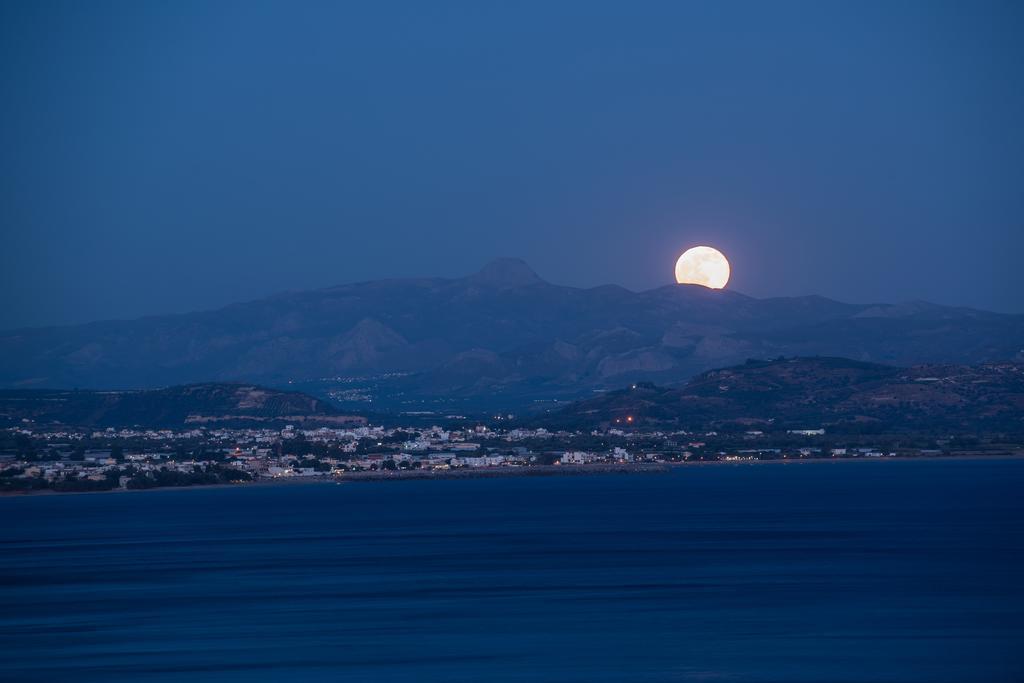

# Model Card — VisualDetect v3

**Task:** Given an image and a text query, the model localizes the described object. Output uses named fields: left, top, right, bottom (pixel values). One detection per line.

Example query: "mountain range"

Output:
left=3, top=258, right=1022, bottom=410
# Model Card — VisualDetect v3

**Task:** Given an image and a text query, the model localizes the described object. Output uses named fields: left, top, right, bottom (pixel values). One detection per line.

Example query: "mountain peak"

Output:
left=468, top=258, right=543, bottom=288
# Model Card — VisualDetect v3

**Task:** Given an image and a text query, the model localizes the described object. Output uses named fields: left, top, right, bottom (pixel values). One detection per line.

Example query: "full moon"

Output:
left=675, top=246, right=730, bottom=289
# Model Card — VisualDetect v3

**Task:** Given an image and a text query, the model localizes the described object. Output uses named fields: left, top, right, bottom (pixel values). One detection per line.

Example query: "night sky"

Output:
left=2, top=1, right=1022, bottom=328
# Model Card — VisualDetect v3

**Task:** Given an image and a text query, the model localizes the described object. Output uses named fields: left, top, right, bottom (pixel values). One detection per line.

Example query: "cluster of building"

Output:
left=0, top=421, right=944, bottom=492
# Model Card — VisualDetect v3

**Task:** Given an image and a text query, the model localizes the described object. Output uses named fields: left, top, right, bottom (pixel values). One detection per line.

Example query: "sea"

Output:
left=1, top=458, right=1022, bottom=682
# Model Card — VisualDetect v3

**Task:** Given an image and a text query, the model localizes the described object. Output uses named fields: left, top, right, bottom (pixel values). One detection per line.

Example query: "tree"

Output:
left=14, top=433, right=36, bottom=459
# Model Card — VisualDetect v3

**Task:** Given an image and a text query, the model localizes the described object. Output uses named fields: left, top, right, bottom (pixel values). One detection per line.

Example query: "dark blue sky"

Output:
left=2, top=1, right=1022, bottom=328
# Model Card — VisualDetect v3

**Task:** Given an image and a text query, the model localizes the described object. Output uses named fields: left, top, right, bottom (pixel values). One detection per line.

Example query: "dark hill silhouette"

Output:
left=544, top=357, right=1024, bottom=434
left=0, top=383, right=364, bottom=429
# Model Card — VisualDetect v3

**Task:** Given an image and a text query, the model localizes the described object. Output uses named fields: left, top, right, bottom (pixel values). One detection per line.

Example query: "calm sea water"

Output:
left=1, top=459, right=1022, bottom=682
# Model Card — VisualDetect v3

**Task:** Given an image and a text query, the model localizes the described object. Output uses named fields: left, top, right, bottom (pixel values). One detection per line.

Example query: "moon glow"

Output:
left=675, top=246, right=730, bottom=289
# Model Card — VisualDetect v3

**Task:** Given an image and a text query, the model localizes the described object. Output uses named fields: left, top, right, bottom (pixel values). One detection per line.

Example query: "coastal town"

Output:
left=2, top=421, right=1016, bottom=494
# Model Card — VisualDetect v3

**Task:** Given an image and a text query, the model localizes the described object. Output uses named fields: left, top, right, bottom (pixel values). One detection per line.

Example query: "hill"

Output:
left=0, top=384, right=365, bottom=429
left=2, top=259, right=1022, bottom=410
left=545, top=357, right=1024, bottom=434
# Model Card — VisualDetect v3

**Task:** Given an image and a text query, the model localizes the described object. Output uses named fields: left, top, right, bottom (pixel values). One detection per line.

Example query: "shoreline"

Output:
left=3, top=452, right=1023, bottom=498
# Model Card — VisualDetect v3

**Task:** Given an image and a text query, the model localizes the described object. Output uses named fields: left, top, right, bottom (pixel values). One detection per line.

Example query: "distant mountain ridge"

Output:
left=2, top=259, right=1022, bottom=409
